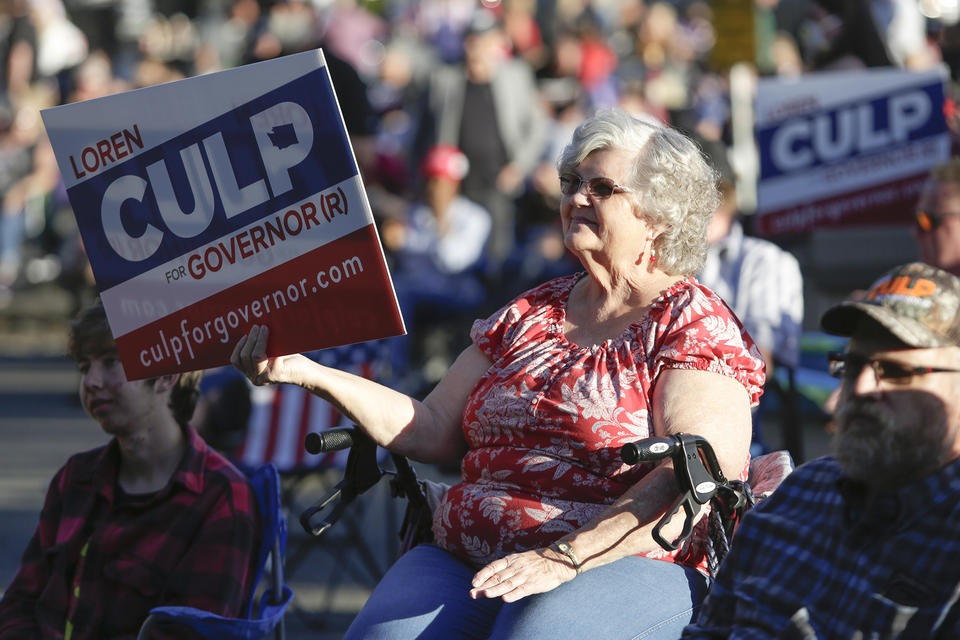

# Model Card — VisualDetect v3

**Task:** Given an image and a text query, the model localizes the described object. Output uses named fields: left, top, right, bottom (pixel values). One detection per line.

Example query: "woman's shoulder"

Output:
left=644, top=277, right=765, bottom=400
left=650, top=276, right=737, bottom=322
left=658, top=278, right=763, bottom=358
left=471, top=274, right=581, bottom=354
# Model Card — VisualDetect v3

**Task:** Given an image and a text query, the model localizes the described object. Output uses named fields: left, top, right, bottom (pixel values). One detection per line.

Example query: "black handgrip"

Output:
left=304, top=427, right=356, bottom=454
left=621, top=436, right=679, bottom=465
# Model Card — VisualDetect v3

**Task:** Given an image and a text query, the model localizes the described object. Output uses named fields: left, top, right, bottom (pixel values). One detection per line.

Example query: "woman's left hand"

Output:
left=469, top=548, right=577, bottom=602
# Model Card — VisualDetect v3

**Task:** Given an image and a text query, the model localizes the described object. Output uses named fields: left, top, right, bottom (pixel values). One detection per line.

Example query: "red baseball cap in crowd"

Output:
left=422, top=144, right=470, bottom=182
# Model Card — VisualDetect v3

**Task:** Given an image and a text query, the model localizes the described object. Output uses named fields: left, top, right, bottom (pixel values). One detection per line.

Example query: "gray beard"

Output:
left=831, top=396, right=946, bottom=490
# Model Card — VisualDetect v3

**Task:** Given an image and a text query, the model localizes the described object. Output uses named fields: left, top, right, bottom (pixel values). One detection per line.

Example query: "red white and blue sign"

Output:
left=41, top=49, right=404, bottom=380
left=754, top=67, right=950, bottom=237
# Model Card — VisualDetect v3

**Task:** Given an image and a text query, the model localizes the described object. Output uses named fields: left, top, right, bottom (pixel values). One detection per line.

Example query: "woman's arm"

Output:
left=470, top=368, right=752, bottom=601
left=231, top=325, right=489, bottom=464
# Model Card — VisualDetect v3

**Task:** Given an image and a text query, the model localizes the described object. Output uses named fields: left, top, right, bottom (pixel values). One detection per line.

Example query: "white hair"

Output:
left=557, top=109, right=720, bottom=276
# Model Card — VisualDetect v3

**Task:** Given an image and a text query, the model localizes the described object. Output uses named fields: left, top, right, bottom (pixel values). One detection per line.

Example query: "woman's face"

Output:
left=559, top=148, right=649, bottom=265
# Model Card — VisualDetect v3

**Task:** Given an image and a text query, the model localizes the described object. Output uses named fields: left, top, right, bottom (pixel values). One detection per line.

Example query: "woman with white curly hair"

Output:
left=232, top=109, right=764, bottom=639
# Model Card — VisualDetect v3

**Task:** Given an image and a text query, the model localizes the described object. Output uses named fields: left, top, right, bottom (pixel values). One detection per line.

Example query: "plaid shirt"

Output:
left=684, top=456, right=960, bottom=639
left=0, top=426, right=260, bottom=639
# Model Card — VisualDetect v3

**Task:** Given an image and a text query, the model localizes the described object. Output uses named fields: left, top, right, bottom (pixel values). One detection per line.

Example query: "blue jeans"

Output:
left=344, top=544, right=708, bottom=640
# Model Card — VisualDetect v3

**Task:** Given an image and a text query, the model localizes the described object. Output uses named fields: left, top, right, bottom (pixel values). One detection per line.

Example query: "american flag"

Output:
left=236, top=340, right=392, bottom=472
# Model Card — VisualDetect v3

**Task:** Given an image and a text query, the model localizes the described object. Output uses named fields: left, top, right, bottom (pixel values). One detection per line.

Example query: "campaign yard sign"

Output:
left=41, top=49, right=404, bottom=380
left=754, top=67, right=950, bottom=237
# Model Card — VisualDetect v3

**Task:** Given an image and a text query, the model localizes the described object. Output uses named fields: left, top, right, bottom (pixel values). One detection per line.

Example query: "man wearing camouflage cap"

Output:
left=684, top=262, right=960, bottom=639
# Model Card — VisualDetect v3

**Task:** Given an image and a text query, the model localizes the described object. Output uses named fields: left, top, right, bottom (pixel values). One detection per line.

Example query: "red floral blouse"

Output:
left=431, top=273, right=765, bottom=576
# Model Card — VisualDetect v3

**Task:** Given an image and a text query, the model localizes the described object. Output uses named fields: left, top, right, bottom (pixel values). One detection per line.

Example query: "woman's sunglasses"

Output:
left=559, top=173, right=632, bottom=199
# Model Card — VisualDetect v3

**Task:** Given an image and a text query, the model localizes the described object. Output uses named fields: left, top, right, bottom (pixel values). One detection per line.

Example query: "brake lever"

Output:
left=652, top=491, right=699, bottom=550
left=299, top=482, right=348, bottom=536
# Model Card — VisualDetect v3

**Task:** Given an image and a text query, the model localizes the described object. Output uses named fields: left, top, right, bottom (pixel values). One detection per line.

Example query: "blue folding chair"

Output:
left=137, top=463, right=292, bottom=640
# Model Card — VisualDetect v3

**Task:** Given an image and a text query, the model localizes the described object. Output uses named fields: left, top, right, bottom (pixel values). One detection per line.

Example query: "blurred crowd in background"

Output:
left=2, top=0, right=960, bottom=376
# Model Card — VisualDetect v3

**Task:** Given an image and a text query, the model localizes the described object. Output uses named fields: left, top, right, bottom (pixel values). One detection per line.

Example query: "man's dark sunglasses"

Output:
left=559, top=173, right=632, bottom=199
left=827, top=351, right=960, bottom=385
